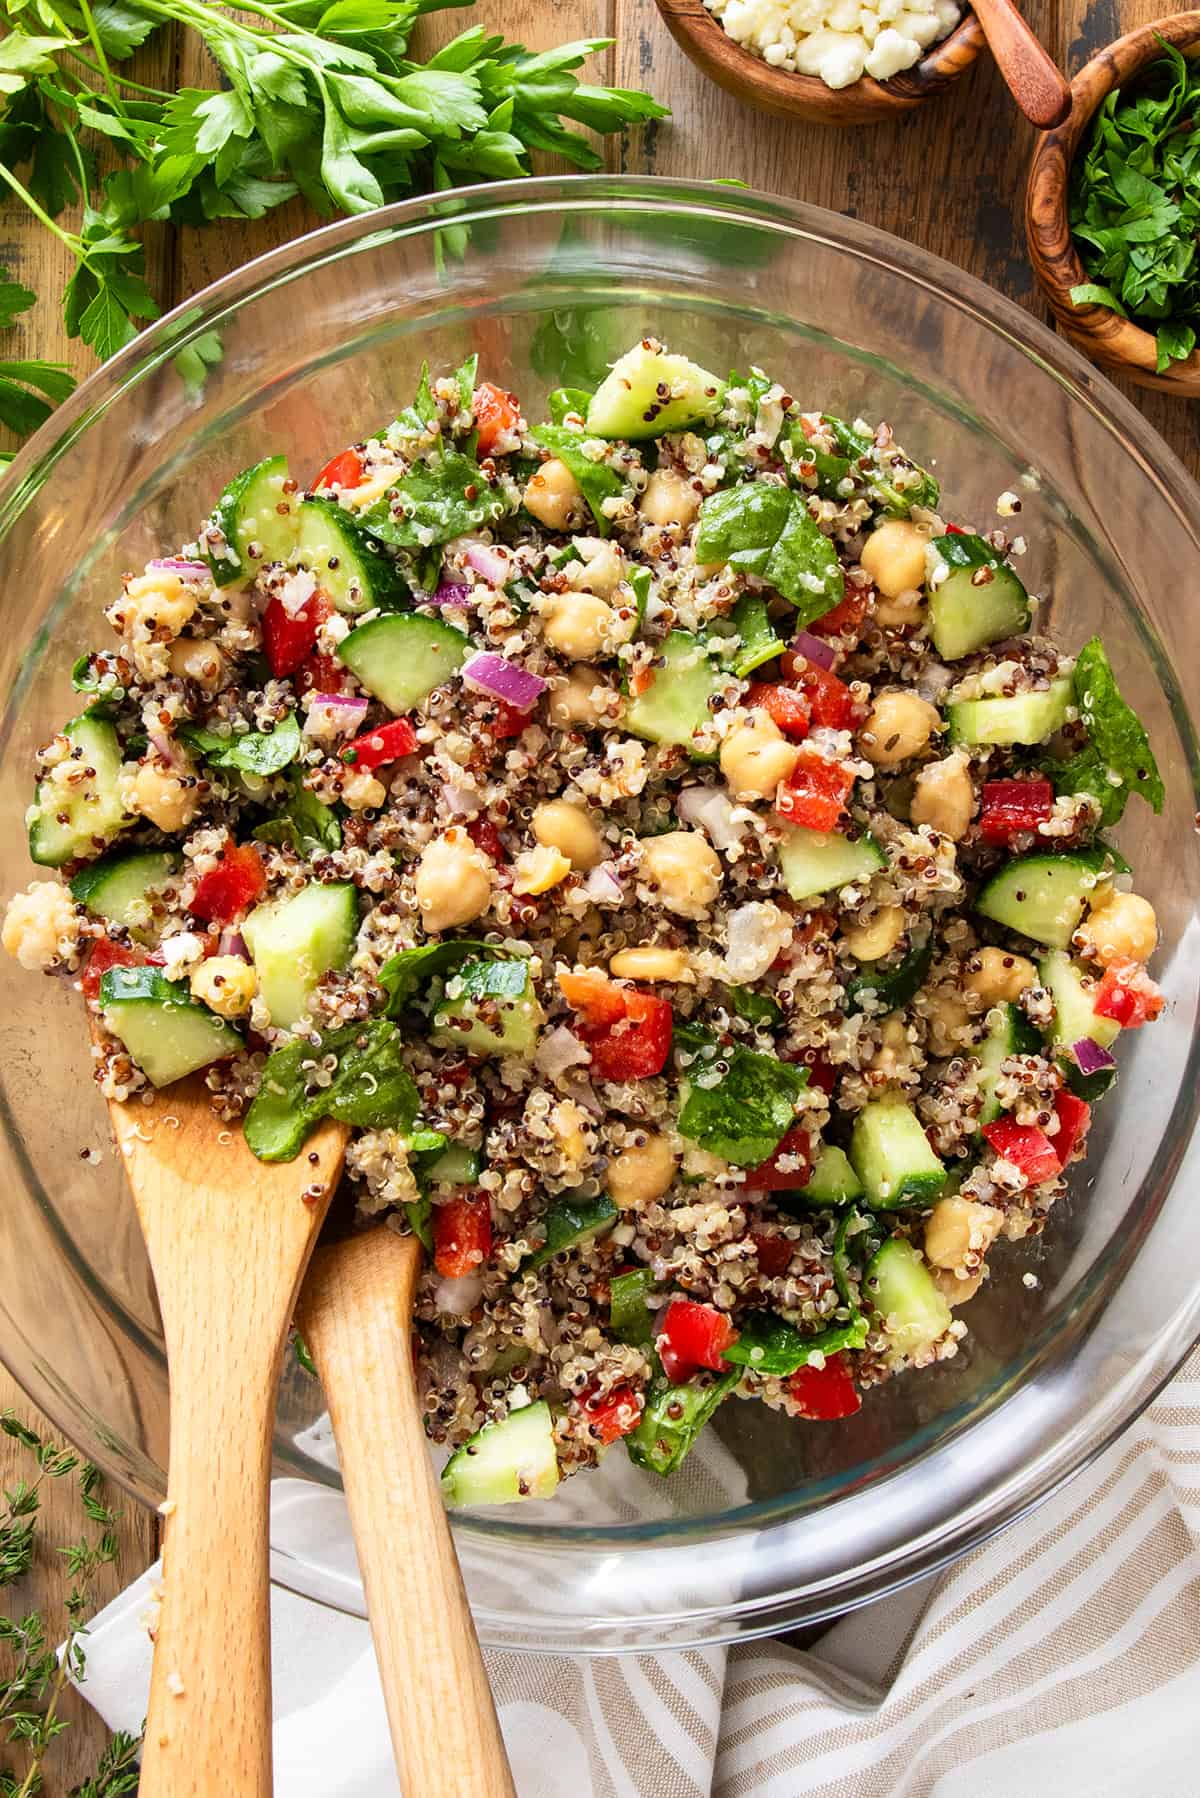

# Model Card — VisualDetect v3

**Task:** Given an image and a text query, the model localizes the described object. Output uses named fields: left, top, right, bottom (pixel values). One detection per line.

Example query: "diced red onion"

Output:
left=147, top=730, right=183, bottom=770
left=430, top=579, right=472, bottom=609
left=308, top=693, right=367, bottom=738
left=148, top=557, right=209, bottom=580
left=462, top=651, right=546, bottom=712
left=789, top=629, right=837, bottom=670
left=581, top=862, right=624, bottom=905
left=434, top=1272, right=484, bottom=1315
left=464, top=541, right=512, bottom=587
left=1073, top=1038, right=1115, bottom=1075
left=443, top=781, right=483, bottom=819
left=313, top=692, right=368, bottom=712
left=534, top=1024, right=592, bottom=1079
left=724, top=901, right=793, bottom=983
left=217, top=928, right=249, bottom=960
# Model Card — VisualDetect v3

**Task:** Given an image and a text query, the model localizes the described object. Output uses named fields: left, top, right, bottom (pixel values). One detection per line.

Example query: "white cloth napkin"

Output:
left=71, top=1347, right=1200, bottom=1796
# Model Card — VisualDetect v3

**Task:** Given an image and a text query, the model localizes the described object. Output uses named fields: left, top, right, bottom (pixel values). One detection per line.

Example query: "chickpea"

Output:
left=189, top=955, right=257, bottom=1020
left=932, top=1266, right=985, bottom=1307
left=543, top=591, right=615, bottom=660
left=639, top=830, right=723, bottom=919
left=532, top=799, right=604, bottom=871
left=122, top=755, right=199, bottom=834
left=859, top=518, right=931, bottom=599
left=512, top=844, right=571, bottom=895
left=523, top=458, right=587, bottom=531
left=719, top=709, right=802, bottom=800
left=924, top=985, right=971, bottom=1053
left=606, top=1134, right=678, bottom=1208
left=842, top=904, right=905, bottom=962
left=1074, top=889, right=1158, bottom=967
left=870, top=1014, right=912, bottom=1081
left=609, top=946, right=692, bottom=982
left=875, top=588, right=926, bottom=630
left=924, top=1195, right=1003, bottom=1273
left=910, top=752, right=975, bottom=841
left=550, top=1099, right=589, bottom=1166
left=414, top=831, right=493, bottom=933
left=340, top=767, right=386, bottom=812
left=566, top=538, right=624, bottom=598
left=547, top=666, right=622, bottom=730
left=964, top=946, right=1038, bottom=1006
left=638, top=467, right=701, bottom=528
left=167, top=638, right=229, bottom=691
left=860, top=690, right=941, bottom=769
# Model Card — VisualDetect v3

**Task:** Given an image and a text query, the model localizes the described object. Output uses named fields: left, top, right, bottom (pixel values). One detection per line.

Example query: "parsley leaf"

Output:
left=180, top=711, right=302, bottom=777
left=675, top=1026, right=809, bottom=1166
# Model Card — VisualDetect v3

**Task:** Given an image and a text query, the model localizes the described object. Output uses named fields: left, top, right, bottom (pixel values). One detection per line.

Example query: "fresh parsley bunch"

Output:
left=1069, top=40, right=1200, bottom=372
left=0, top=0, right=667, bottom=423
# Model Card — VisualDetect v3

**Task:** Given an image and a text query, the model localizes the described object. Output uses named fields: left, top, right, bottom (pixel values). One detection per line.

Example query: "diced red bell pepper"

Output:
left=657, top=1298, right=737, bottom=1384
left=788, top=1352, right=862, bottom=1420
left=747, top=682, right=810, bottom=740
left=743, top=1123, right=813, bottom=1192
left=190, top=843, right=267, bottom=926
left=312, top=447, right=364, bottom=492
left=1093, top=959, right=1164, bottom=1028
left=473, top=381, right=522, bottom=456
left=489, top=699, right=532, bottom=740
left=296, top=649, right=350, bottom=696
left=262, top=591, right=333, bottom=680
left=583, top=991, right=674, bottom=1083
left=944, top=522, right=967, bottom=535
left=465, top=818, right=507, bottom=866
left=558, top=970, right=627, bottom=1027
left=433, top=1192, right=492, bottom=1278
left=81, top=937, right=140, bottom=1002
left=1051, top=1088, right=1091, bottom=1168
left=981, top=1117, right=1062, bottom=1184
left=979, top=778, right=1054, bottom=844
left=775, top=747, right=855, bottom=831
left=779, top=656, right=861, bottom=730
left=579, top=1382, right=641, bottom=1445
left=808, top=585, right=870, bottom=641
left=341, top=717, right=419, bottom=769
left=786, top=1046, right=837, bottom=1096
left=751, top=1231, right=794, bottom=1277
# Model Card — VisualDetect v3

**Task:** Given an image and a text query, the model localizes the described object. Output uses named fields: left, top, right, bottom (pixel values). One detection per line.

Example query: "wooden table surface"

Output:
left=1, top=0, right=1195, bottom=1785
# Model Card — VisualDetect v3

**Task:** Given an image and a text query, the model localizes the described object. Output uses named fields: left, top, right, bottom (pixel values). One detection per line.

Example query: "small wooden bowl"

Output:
left=656, top=0, right=985, bottom=125
left=1026, top=12, right=1200, bottom=394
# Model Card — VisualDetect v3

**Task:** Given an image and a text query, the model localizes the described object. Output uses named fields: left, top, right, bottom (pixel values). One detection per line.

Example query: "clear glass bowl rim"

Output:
left=4, top=176, right=1200, bottom=1648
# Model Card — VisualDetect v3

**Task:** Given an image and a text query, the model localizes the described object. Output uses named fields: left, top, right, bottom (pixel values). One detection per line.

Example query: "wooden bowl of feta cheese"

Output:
left=657, top=0, right=983, bottom=122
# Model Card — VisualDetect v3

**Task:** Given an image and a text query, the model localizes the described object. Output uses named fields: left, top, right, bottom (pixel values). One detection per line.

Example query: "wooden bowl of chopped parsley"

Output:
left=1026, top=13, right=1200, bottom=393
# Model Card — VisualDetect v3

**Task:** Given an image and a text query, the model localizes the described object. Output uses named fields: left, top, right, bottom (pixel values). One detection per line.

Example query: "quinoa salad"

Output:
left=3, top=338, right=1167, bottom=1506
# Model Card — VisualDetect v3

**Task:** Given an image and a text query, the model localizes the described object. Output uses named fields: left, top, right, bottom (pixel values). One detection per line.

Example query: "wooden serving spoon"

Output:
left=970, top=0, right=1071, bottom=129
left=106, top=1071, right=348, bottom=1797
left=297, top=1227, right=516, bottom=1798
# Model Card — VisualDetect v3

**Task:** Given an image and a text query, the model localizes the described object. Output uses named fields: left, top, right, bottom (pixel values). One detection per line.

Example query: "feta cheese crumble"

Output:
left=705, top=0, right=961, bottom=89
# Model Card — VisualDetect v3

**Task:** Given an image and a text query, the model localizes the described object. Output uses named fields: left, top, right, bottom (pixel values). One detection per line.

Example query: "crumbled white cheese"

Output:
left=705, top=0, right=959, bottom=88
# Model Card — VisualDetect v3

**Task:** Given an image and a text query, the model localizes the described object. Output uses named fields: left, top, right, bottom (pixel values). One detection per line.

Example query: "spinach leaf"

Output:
left=377, top=938, right=500, bottom=1013
left=1069, top=636, right=1164, bottom=817
left=726, top=986, right=783, bottom=1027
left=721, top=1309, right=868, bottom=1376
left=392, top=360, right=437, bottom=438
left=358, top=449, right=510, bottom=549
left=821, top=416, right=939, bottom=515
left=181, top=710, right=302, bottom=776
left=609, top=1268, right=656, bottom=1346
left=527, top=423, right=625, bottom=535
left=675, top=1026, right=809, bottom=1166
left=243, top=1017, right=420, bottom=1162
left=706, top=592, right=784, bottom=678
left=547, top=385, right=592, bottom=424
left=253, top=773, right=342, bottom=855
left=694, top=484, right=844, bottom=621
left=626, top=1366, right=739, bottom=1477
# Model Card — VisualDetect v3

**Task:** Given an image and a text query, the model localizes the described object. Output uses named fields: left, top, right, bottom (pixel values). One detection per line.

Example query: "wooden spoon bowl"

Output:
left=1026, top=12, right=1200, bottom=393
left=655, top=0, right=984, bottom=124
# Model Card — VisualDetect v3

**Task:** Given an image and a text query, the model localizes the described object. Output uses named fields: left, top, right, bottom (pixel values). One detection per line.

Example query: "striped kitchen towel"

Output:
left=72, top=1346, right=1200, bottom=1795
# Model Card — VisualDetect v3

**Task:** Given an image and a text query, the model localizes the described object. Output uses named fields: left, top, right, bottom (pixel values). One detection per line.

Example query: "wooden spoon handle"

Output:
left=971, top=0, right=1071, bottom=128
left=298, top=1231, right=516, bottom=1798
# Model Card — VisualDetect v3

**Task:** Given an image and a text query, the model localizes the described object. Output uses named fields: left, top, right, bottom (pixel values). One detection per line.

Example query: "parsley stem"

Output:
left=0, top=163, right=81, bottom=258
left=75, top=0, right=124, bottom=114
left=67, top=50, right=173, bottom=100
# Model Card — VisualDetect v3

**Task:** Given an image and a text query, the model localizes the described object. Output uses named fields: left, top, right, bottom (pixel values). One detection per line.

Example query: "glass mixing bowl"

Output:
left=2, top=178, right=1199, bottom=1654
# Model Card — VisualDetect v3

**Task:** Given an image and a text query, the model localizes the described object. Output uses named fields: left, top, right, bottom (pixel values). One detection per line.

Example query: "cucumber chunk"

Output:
left=791, top=1143, right=863, bottom=1208
left=99, top=965, right=242, bottom=1086
left=430, top=956, right=545, bottom=1058
left=242, top=881, right=358, bottom=1029
left=521, top=1194, right=617, bottom=1270
left=295, top=498, right=408, bottom=616
left=1039, top=949, right=1119, bottom=1097
left=845, top=933, right=932, bottom=1015
left=440, top=1401, right=560, bottom=1507
left=945, top=681, right=1072, bottom=747
left=926, top=532, right=1031, bottom=661
left=626, top=1369, right=738, bottom=1477
left=206, top=454, right=299, bottom=586
left=865, top=1237, right=952, bottom=1360
left=586, top=343, right=725, bottom=440
left=778, top=828, right=885, bottom=902
left=336, top=613, right=468, bottom=714
left=421, top=1142, right=483, bottom=1186
left=625, top=631, right=722, bottom=757
left=975, top=847, right=1115, bottom=950
left=850, top=1098, right=946, bottom=1208
left=976, top=1001, right=1041, bottom=1125
left=70, top=848, right=180, bottom=941
left=28, top=713, right=128, bottom=869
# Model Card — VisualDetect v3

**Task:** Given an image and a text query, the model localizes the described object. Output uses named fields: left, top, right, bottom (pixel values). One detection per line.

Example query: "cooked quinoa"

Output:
left=3, top=337, right=1167, bottom=1503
